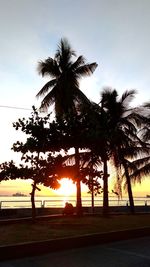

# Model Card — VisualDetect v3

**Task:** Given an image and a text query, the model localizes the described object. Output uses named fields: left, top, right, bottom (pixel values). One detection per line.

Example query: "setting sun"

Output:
left=56, top=178, right=76, bottom=196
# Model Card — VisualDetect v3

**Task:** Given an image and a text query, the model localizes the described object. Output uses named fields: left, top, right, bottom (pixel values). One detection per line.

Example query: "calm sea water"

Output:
left=0, top=195, right=149, bottom=209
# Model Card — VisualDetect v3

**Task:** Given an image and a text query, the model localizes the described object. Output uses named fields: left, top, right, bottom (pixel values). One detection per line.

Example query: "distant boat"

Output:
left=12, top=192, right=27, bottom=197
left=146, top=195, right=150, bottom=198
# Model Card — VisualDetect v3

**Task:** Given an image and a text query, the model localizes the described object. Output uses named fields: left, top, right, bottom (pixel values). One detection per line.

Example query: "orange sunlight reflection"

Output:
left=56, top=178, right=76, bottom=196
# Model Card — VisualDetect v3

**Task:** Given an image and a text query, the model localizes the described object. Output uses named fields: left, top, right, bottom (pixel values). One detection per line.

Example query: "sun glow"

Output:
left=56, top=178, right=76, bottom=196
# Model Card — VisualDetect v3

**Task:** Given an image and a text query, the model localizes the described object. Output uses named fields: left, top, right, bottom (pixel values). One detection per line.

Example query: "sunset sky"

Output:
left=0, top=0, right=150, bottom=196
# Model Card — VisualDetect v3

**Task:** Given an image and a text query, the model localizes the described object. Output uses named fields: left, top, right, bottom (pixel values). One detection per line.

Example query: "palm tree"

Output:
left=140, top=102, right=150, bottom=142
left=128, top=156, right=150, bottom=184
left=113, top=140, right=150, bottom=213
left=78, top=100, right=109, bottom=215
left=99, top=88, right=145, bottom=214
left=36, top=38, right=97, bottom=117
left=124, top=102, right=150, bottom=191
left=36, top=38, right=97, bottom=215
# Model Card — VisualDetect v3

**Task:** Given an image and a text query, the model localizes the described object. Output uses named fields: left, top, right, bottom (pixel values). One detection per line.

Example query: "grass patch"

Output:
left=1, top=214, right=150, bottom=246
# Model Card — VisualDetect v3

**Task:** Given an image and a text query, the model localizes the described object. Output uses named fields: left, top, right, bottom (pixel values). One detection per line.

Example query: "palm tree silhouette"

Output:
left=36, top=38, right=97, bottom=215
left=126, top=102, right=150, bottom=194
left=37, top=38, right=97, bottom=117
left=100, top=88, right=144, bottom=214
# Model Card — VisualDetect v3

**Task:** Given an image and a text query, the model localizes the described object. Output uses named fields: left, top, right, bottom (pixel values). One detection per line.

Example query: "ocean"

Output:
left=0, top=195, right=149, bottom=209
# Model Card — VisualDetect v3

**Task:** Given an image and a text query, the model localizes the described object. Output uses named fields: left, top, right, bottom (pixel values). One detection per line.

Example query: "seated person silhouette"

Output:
left=63, top=202, right=74, bottom=215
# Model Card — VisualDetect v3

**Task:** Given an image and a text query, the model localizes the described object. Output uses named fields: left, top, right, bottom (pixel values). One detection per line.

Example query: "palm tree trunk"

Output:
left=123, top=161, right=135, bottom=214
left=103, top=157, right=109, bottom=216
left=90, top=176, right=94, bottom=213
left=75, top=147, right=82, bottom=216
left=30, top=181, right=37, bottom=222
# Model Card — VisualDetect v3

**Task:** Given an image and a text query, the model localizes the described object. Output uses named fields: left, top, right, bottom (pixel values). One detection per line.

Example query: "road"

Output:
left=1, top=236, right=150, bottom=267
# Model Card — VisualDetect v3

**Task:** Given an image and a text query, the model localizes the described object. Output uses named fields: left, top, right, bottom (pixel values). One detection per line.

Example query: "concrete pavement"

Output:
left=1, top=236, right=150, bottom=267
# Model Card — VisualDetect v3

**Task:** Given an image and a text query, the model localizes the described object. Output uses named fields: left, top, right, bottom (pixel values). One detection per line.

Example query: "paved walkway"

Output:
left=1, top=236, right=150, bottom=267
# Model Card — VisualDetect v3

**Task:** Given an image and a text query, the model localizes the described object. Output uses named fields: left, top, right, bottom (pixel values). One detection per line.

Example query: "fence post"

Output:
left=41, top=201, right=45, bottom=208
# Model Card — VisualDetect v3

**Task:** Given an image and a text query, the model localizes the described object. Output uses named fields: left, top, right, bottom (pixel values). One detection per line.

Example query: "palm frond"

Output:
left=36, top=79, right=56, bottom=98
left=71, top=55, right=86, bottom=71
left=62, top=151, right=102, bottom=170
left=56, top=38, right=76, bottom=58
left=76, top=63, right=98, bottom=77
left=143, top=101, right=150, bottom=109
left=100, top=88, right=118, bottom=104
left=55, top=38, right=76, bottom=69
left=37, top=58, right=60, bottom=78
left=142, top=126, right=150, bottom=142
left=120, top=89, right=137, bottom=107
left=126, top=112, right=148, bottom=129
left=130, top=156, right=150, bottom=170
left=39, top=87, right=57, bottom=111
left=130, top=163, right=150, bottom=181
left=73, top=88, right=91, bottom=105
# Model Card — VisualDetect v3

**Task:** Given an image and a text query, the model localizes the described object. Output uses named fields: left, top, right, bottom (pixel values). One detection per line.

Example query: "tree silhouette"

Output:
left=36, top=38, right=98, bottom=215
left=99, top=88, right=149, bottom=214
left=36, top=38, right=97, bottom=116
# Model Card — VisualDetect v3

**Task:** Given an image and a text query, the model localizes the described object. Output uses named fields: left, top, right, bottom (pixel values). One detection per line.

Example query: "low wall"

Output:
left=0, top=207, right=63, bottom=219
left=0, top=205, right=150, bottom=219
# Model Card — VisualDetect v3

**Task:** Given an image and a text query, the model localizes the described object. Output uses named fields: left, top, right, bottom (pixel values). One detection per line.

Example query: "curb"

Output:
left=0, top=214, right=63, bottom=225
left=1, top=227, right=150, bottom=261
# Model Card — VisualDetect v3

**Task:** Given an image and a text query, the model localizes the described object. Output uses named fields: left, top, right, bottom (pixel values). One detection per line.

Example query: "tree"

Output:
left=140, top=102, right=150, bottom=142
left=100, top=88, right=149, bottom=214
left=12, top=107, right=98, bottom=218
left=78, top=151, right=103, bottom=213
left=36, top=38, right=97, bottom=117
left=36, top=38, right=98, bottom=215
left=5, top=107, right=67, bottom=221
left=63, top=150, right=103, bottom=213
left=0, top=155, right=61, bottom=222
left=124, top=102, right=150, bottom=190
left=84, top=98, right=111, bottom=215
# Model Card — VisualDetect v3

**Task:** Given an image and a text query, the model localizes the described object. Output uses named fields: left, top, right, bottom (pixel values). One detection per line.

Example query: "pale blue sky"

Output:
left=0, top=0, right=150, bottom=194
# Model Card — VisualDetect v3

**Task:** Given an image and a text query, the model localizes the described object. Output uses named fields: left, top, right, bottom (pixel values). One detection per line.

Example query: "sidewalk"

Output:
left=1, top=213, right=150, bottom=261
left=1, top=236, right=150, bottom=266
left=1, top=222, right=150, bottom=261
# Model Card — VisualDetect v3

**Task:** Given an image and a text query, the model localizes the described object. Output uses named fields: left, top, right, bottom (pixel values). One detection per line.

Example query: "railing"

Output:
left=0, top=199, right=149, bottom=209
left=0, top=200, right=42, bottom=209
